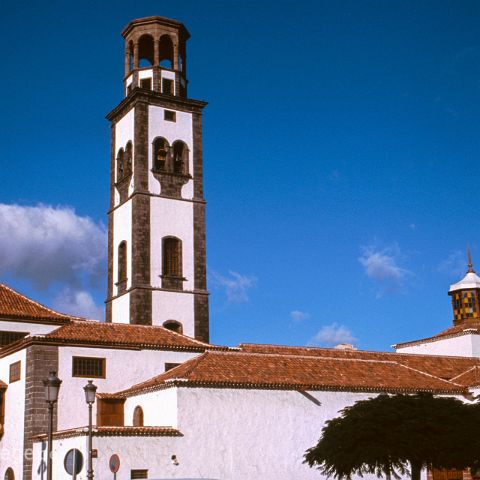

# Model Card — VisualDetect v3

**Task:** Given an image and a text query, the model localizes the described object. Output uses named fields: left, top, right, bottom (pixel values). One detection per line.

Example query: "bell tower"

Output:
left=105, top=16, right=209, bottom=342
left=448, top=249, right=480, bottom=326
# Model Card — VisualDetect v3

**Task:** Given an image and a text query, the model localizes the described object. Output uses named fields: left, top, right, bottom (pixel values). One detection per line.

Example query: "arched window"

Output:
left=4, top=468, right=14, bottom=480
left=125, top=142, right=133, bottom=176
left=138, top=35, right=154, bottom=67
left=172, top=141, right=188, bottom=175
left=159, top=35, right=174, bottom=69
left=163, top=320, right=183, bottom=334
left=116, top=148, right=125, bottom=181
left=162, top=237, right=182, bottom=277
left=152, top=137, right=169, bottom=171
left=133, top=406, right=144, bottom=427
left=117, top=241, right=127, bottom=291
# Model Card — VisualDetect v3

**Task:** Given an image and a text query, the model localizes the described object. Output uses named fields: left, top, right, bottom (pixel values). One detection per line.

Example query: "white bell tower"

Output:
left=105, top=16, right=209, bottom=342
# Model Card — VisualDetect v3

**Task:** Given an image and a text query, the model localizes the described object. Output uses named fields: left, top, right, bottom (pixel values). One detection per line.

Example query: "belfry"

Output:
left=105, top=16, right=209, bottom=342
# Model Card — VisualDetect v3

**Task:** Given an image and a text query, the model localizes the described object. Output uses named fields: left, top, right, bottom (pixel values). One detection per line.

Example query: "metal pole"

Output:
left=87, top=402, right=93, bottom=480
left=47, top=402, right=53, bottom=480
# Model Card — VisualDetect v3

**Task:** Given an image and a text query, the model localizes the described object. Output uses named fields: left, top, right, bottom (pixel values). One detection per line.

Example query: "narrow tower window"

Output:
left=116, top=148, right=125, bottom=181
left=125, top=142, right=133, bottom=176
left=172, top=141, right=188, bottom=174
left=152, top=138, right=169, bottom=171
left=159, top=35, right=174, bottom=69
left=118, top=241, right=127, bottom=292
left=162, top=237, right=182, bottom=277
left=133, top=406, right=144, bottom=427
left=138, top=35, right=154, bottom=67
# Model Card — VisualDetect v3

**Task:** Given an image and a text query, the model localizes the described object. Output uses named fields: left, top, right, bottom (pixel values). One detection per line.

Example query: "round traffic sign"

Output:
left=109, top=454, right=120, bottom=473
left=64, top=449, right=83, bottom=476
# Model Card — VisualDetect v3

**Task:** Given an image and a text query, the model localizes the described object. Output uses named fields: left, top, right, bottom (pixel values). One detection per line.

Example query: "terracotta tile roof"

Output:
left=115, top=350, right=466, bottom=397
left=450, top=366, right=480, bottom=387
left=394, top=321, right=480, bottom=348
left=40, top=320, right=226, bottom=351
left=33, top=426, right=182, bottom=441
left=238, top=343, right=480, bottom=381
left=0, top=283, right=79, bottom=323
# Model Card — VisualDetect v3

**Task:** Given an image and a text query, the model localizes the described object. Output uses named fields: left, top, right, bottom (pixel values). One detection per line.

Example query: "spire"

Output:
left=468, top=246, right=475, bottom=273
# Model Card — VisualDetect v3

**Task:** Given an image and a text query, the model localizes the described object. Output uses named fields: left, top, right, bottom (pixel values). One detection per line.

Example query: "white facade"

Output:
left=396, top=333, right=480, bottom=357
left=30, top=387, right=436, bottom=480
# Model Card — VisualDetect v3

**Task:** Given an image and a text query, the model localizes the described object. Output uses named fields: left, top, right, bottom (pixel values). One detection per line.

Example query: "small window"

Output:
left=0, top=331, right=28, bottom=347
left=133, top=406, right=144, bottom=427
left=162, top=79, right=174, bottom=95
left=165, top=363, right=181, bottom=372
left=117, top=241, right=128, bottom=292
left=131, top=470, right=148, bottom=479
left=164, top=110, right=176, bottom=122
left=9, top=361, right=21, bottom=383
left=140, top=78, right=152, bottom=90
left=163, top=320, right=183, bottom=334
left=72, top=357, right=106, bottom=378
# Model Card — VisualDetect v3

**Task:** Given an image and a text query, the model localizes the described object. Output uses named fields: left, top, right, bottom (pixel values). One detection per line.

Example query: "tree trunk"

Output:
left=410, top=462, right=422, bottom=480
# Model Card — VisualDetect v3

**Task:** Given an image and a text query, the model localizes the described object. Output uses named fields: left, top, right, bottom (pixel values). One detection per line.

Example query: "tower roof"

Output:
left=121, top=16, right=190, bottom=39
left=449, top=271, right=480, bottom=292
left=449, top=249, right=480, bottom=292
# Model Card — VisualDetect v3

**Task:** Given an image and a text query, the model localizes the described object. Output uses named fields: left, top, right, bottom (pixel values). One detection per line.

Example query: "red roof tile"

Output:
left=450, top=366, right=480, bottom=387
left=0, top=283, right=78, bottom=323
left=33, top=426, right=182, bottom=440
left=238, top=343, right=480, bottom=381
left=117, top=350, right=466, bottom=396
left=41, top=320, right=226, bottom=351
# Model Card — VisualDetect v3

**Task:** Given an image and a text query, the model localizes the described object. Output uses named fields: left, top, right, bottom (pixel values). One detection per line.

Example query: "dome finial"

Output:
left=468, top=245, right=475, bottom=273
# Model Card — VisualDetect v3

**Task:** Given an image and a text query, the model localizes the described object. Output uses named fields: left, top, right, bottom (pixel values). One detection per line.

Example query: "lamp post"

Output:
left=84, top=380, right=97, bottom=480
left=43, top=371, right=62, bottom=480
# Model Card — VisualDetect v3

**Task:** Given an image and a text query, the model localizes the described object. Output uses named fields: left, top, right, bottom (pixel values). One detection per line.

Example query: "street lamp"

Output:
left=43, top=371, right=62, bottom=480
left=83, top=380, right=97, bottom=480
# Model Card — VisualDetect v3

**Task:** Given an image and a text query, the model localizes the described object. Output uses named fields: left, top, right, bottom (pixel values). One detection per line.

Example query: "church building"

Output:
left=0, top=15, right=479, bottom=480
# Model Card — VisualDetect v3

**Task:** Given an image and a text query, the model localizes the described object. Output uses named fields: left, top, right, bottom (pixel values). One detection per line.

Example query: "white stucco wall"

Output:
left=115, top=108, right=135, bottom=180
left=0, top=320, right=60, bottom=336
left=0, top=349, right=26, bottom=480
left=124, top=387, right=178, bottom=428
left=396, top=334, right=480, bottom=357
left=56, top=346, right=199, bottom=430
left=151, top=291, right=195, bottom=335
left=112, top=201, right=133, bottom=297
left=31, top=386, right=434, bottom=480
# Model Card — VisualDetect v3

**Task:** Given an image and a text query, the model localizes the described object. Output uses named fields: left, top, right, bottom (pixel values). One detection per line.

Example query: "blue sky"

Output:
left=1, top=0, right=479, bottom=350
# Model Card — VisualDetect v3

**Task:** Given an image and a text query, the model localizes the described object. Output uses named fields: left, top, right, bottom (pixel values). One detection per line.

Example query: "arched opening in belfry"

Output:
left=152, top=137, right=169, bottom=171
left=163, top=320, right=183, bottom=334
left=138, top=34, right=154, bottom=67
left=172, top=141, right=188, bottom=175
left=159, top=35, right=174, bottom=69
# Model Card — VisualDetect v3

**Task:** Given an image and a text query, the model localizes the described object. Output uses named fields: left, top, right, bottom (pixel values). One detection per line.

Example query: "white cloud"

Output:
left=210, top=270, right=256, bottom=304
left=311, top=323, right=357, bottom=347
left=290, top=310, right=310, bottom=322
left=53, top=288, right=104, bottom=320
left=0, top=203, right=107, bottom=290
left=359, top=244, right=410, bottom=296
left=438, top=250, right=467, bottom=278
